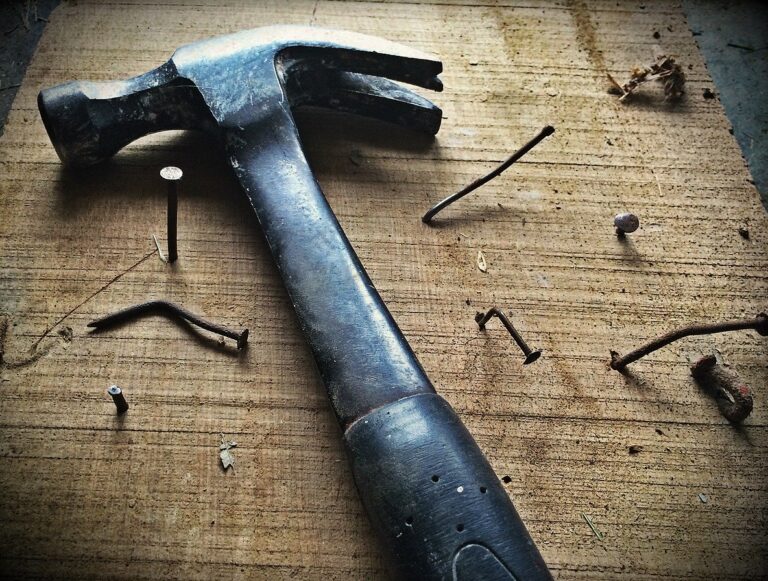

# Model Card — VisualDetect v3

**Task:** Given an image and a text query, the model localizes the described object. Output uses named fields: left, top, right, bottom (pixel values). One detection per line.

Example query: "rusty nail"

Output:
left=107, top=385, right=129, bottom=414
left=422, top=125, right=555, bottom=224
left=690, top=355, right=753, bottom=423
left=88, top=300, right=249, bottom=349
left=610, top=312, right=768, bottom=371
left=475, top=307, right=542, bottom=364
left=160, top=166, right=182, bottom=263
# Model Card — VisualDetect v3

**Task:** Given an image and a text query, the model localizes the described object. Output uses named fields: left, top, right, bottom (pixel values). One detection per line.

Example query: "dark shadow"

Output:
left=295, top=107, right=439, bottom=154
left=612, top=364, right=653, bottom=390
left=422, top=203, right=526, bottom=228
left=614, top=232, right=644, bottom=263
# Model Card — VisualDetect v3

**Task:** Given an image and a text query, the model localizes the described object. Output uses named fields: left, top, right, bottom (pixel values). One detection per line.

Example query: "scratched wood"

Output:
left=1, top=0, right=766, bottom=579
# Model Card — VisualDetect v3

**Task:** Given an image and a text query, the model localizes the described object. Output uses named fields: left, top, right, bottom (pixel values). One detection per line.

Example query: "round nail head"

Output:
left=160, top=166, right=183, bottom=181
left=614, top=212, right=639, bottom=233
left=756, top=312, right=768, bottom=336
left=524, top=349, right=542, bottom=365
left=107, top=385, right=129, bottom=414
left=237, top=328, right=249, bottom=350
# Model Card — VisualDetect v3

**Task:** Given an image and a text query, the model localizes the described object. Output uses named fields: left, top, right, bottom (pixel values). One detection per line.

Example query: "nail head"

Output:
left=160, top=166, right=183, bottom=181
left=523, top=349, right=542, bottom=365
left=614, top=212, right=639, bottom=233
left=107, top=385, right=129, bottom=414
left=237, top=328, right=249, bottom=350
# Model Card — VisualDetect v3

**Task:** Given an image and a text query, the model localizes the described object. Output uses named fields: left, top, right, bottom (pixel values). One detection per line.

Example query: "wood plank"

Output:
left=1, top=0, right=766, bottom=579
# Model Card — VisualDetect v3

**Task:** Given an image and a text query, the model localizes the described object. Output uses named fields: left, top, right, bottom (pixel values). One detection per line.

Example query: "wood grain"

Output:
left=1, top=0, right=766, bottom=579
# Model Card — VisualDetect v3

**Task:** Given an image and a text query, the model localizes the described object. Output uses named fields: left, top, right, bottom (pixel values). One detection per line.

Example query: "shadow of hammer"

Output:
left=37, top=25, right=551, bottom=580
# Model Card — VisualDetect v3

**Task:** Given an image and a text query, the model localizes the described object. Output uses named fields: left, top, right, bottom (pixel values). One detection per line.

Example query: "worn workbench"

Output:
left=1, top=0, right=766, bottom=579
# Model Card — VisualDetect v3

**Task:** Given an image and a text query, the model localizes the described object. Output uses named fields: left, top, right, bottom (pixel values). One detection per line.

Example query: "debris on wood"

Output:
left=608, top=54, right=686, bottom=102
left=476, top=250, right=487, bottom=273
left=738, top=226, right=750, bottom=240
left=628, top=445, right=643, bottom=455
left=0, top=314, right=8, bottom=365
left=152, top=234, right=168, bottom=262
left=581, top=513, right=605, bottom=541
left=698, top=493, right=709, bottom=503
left=219, top=435, right=237, bottom=471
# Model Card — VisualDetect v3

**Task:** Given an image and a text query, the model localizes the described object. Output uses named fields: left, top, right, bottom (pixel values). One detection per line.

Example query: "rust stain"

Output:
left=567, top=0, right=607, bottom=73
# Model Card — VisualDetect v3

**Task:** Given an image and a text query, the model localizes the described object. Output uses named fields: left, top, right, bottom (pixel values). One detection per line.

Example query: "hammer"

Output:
left=38, top=26, right=552, bottom=580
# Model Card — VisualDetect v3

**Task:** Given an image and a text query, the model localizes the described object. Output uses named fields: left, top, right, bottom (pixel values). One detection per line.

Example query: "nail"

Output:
left=88, top=300, right=249, bottom=349
left=107, top=385, right=129, bottom=414
left=475, top=307, right=542, bottom=364
left=610, top=312, right=768, bottom=371
left=690, top=355, right=753, bottom=423
left=422, top=125, right=555, bottom=224
left=614, top=212, right=639, bottom=236
left=160, top=166, right=182, bottom=263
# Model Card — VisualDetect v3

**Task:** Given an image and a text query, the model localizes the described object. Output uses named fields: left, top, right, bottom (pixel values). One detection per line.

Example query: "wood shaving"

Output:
left=582, top=513, right=605, bottom=540
left=219, top=435, right=237, bottom=471
left=476, top=250, right=487, bottom=273
left=608, top=54, right=685, bottom=101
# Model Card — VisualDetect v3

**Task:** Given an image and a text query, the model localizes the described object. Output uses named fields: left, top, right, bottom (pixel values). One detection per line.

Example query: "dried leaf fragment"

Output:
left=219, top=435, right=237, bottom=471
left=609, top=54, right=686, bottom=102
left=476, top=250, right=487, bottom=273
left=220, top=449, right=235, bottom=470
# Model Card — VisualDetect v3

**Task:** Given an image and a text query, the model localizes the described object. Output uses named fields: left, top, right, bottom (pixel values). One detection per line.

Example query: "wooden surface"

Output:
left=1, top=1, right=767, bottom=579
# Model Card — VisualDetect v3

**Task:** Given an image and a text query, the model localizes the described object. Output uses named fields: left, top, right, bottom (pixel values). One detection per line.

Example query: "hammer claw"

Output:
left=293, top=70, right=442, bottom=134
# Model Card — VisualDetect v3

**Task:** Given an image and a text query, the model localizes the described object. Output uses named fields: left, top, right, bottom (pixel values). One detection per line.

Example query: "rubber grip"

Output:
left=344, top=393, right=552, bottom=581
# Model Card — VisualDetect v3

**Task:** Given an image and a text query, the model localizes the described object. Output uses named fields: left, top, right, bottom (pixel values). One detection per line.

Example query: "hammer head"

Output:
left=38, top=25, right=443, bottom=167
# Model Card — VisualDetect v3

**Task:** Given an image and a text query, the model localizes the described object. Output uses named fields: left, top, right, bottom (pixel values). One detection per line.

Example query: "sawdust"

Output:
left=476, top=250, right=487, bottom=273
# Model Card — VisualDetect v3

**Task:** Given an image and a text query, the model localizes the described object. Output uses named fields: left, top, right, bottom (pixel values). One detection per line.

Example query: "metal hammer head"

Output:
left=38, top=25, right=443, bottom=167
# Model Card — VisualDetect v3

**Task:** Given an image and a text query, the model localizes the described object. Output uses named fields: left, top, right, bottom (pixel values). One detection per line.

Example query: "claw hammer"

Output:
left=38, top=26, right=552, bottom=580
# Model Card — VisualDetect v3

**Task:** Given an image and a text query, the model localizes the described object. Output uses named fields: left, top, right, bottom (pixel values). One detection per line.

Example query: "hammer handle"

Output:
left=227, top=117, right=552, bottom=580
left=229, top=117, right=435, bottom=428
